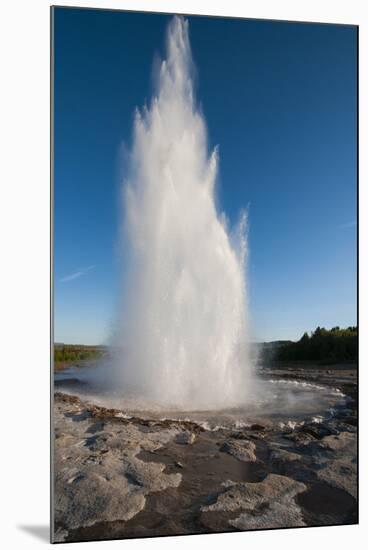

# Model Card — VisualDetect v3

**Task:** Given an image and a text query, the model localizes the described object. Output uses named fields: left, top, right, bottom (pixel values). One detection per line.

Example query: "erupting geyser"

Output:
left=114, top=16, right=254, bottom=409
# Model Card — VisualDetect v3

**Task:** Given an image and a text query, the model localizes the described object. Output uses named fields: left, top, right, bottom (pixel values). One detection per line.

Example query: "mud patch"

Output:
left=297, top=482, right=357, bottom=525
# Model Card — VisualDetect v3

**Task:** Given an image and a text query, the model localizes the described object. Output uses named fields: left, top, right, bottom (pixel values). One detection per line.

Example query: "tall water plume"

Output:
left=115, top=16, right=254, bottom=409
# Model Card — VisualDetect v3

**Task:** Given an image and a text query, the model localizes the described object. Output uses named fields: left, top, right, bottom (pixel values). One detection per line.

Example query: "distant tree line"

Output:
left=54, top=345, right=105, bottom=364
left=274, top=326, right=357, bottom=363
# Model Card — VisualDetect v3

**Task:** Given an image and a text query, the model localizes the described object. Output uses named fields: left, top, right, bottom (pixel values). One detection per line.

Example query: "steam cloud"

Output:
left=113, top=17, right=254, bottom=409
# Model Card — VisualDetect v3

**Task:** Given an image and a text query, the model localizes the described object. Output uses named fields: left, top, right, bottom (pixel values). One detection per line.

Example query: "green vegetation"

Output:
left=274, top=326, right=357, bottom=363
left=54, top=344, right=106, bottom=367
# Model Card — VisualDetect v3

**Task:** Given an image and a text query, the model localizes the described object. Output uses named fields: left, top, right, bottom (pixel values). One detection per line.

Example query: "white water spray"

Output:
left=114, top=16, right=254, bottom=409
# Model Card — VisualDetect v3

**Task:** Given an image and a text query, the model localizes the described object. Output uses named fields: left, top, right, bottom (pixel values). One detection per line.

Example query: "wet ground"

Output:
left=53, top=363, right=357, bottom=542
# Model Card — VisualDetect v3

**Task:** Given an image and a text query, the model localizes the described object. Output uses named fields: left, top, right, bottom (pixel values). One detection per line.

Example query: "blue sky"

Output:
left=53, top=8, right=357, bottom=344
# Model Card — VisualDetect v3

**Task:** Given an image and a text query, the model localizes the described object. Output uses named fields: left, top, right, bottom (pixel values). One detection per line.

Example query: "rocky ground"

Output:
left=52, top=365, right=357, bottom=542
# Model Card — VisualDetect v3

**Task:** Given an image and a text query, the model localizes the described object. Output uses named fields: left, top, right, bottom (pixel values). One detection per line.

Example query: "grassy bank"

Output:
left=54, top=344, right=107, bottom=370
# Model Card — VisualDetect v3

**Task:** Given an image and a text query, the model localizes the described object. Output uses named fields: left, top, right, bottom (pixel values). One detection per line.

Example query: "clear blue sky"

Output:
left=53, top=8, right=357, bottom=345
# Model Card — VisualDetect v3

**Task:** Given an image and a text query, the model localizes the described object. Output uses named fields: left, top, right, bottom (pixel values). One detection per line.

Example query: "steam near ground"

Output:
left=55, top=359, right=347, bottom=430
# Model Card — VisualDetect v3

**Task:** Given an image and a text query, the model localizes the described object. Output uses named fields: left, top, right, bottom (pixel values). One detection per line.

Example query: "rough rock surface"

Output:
left=219, top=439, right=256, bottom=462
left=270, top=447, right=302, bottom=464
left=202, top=474, right=306, bottom=529
left=53, top=394, right=182, bottom=541
left=311, top=431, right=357, bottom=498
left=175, top=431, right=197, bottom=445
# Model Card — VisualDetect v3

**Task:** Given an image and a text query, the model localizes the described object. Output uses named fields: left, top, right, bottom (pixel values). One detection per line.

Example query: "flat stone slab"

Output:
left=313, top=432, right=357, bottom=498
left=219, top=439, right=257, bottom=462
left=202, top=474, right=307, bottom=530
